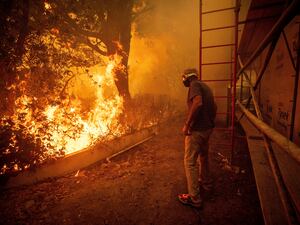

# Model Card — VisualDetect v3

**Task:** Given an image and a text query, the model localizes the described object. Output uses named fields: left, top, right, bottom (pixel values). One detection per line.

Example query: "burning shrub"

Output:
left=0, top=92, right=179, bottom=177
left=123, top=94, right=180, bottom=132
left=0, top=0, right=178, bottom=179
left=0, top=117, right=63, bottom=176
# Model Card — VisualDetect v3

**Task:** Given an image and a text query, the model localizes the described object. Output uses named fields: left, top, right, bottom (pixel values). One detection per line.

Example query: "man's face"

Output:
left=182, top=76, right=191, bottom=87
left=182, top=73, right=197, bottom=87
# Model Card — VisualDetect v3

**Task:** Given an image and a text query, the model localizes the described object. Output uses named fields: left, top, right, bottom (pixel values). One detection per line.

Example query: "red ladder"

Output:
left=199, top=0, right=240, bottom=162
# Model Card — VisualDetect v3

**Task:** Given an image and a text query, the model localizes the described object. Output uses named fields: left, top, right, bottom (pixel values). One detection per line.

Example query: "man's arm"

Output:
left=182, top=95, right=202, bottom=135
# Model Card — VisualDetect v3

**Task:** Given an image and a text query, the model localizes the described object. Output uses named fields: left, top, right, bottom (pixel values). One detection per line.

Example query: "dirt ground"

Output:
left=0, top=117, right=263, bottom=225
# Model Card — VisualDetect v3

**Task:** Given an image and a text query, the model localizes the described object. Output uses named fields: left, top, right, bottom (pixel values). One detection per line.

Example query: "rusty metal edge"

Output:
left=5, top=126, right=158, bottom=188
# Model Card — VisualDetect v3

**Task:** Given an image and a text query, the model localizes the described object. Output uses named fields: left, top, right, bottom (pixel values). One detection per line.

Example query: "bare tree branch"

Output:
left=14, top=0, right=30, bottom=65
left=54, top=1, right=108, bottom=56
left=60, top=72, right=75, bottom=97
left=77, top=35, right=107, bottom=55
left=62, top=13, right=103, bottom=40
left=132, top=5, right=153, bottom=21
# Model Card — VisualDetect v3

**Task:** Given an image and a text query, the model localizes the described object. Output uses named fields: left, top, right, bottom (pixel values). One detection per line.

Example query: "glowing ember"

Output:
left=75, top=170, right=80, bottom=177
left=44, top=2, right=52, bottom=11
left=1, top=164, right=8, bottom=174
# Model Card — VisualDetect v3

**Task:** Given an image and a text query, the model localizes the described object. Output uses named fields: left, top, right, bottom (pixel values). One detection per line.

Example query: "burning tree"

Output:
left=50, top=0, right=135, bottom=102
left=0, top=0, right=152, bottom=176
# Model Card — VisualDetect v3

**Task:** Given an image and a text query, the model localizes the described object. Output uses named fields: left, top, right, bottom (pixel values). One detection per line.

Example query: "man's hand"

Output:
left=182, top=124, right=191, bottom=136
left=184, top=95, right=201, bottom=136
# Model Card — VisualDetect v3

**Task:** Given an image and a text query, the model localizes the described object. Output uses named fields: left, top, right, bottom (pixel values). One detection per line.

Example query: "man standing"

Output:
left=178, top=68, right=217, bottom=208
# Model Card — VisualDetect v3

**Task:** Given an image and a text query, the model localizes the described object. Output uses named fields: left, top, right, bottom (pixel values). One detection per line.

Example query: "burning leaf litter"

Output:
left=74, top=170, right=80, bottom=177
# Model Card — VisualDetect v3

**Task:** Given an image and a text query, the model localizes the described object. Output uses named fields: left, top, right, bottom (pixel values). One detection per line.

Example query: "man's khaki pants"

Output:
left=184, top=129, right=213, bottom=199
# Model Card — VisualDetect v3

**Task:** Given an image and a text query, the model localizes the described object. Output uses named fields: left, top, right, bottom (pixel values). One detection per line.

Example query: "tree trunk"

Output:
left=0, top=0, right=29, bottom=116
left=104, top=0, right=133, bottom=106
left=14, top=0, right=29, bottom=65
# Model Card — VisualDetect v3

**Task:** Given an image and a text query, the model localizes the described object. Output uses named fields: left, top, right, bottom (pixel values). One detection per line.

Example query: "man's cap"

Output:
left=182, top=68, right=198, bottom=80
left=183, top=72, right=197, bottom=80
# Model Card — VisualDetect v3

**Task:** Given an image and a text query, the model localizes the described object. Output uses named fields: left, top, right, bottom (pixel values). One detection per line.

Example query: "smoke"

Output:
left=129, top=0, right=199, bottom=107
left=128, top=0, right=250, bottom=121
left=71, top=0, right=250, bottom=116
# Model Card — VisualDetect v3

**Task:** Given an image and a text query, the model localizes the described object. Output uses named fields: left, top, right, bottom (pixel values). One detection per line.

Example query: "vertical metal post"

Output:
left=289, top=24, right=300, bottom=141
left=199, top=0, right=203, bottom=80
left=231, top=0, right=240, bottom=163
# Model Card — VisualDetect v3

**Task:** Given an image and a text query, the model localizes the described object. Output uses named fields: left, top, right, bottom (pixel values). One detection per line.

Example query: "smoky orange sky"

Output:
left=129, top=0, right=199, bottom=107
left=129, top=0, right=250, bottom=113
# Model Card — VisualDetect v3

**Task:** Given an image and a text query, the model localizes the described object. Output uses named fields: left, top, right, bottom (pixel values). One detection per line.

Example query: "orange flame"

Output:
left=9, top=55, right=125, bottom=158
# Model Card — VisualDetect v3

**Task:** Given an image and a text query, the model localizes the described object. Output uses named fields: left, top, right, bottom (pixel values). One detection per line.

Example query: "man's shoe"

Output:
left=178, top=194, right=203, bottom=208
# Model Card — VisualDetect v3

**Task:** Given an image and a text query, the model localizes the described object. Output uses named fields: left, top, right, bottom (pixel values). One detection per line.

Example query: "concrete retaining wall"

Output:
left=6, top=126, right=158, bottom=188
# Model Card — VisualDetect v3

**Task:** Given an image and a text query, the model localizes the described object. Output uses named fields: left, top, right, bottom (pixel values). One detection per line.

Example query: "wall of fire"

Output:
left=247, top=16, right=300, bottom=145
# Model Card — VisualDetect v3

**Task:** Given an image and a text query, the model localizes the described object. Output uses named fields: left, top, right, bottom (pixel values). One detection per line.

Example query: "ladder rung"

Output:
left=202, top=43, right=235, bottom=49
left=202, top=79, right=232, bottom=82
left=202, top=61, right=234, bottom=66
left=202, top=6, right=236, bottom=15
left=202, top=25, right=236, bottom=32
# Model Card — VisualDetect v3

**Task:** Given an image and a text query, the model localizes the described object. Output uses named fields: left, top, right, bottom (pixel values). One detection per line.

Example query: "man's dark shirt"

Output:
left=187, top=80, right=216, bottom=131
